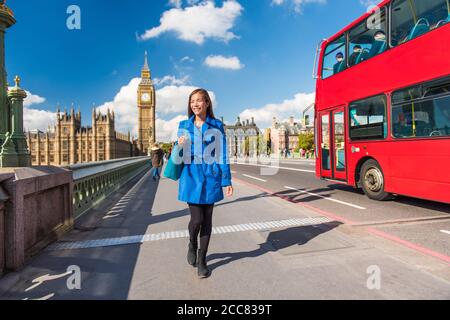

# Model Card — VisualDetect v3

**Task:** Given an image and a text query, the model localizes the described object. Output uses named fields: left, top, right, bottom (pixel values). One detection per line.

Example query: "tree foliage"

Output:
left=297, top=133, right=315, bottom=152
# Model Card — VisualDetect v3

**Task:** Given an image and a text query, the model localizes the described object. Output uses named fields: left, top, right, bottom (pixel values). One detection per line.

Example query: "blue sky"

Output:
left=6, top=0, right=378, bottom=141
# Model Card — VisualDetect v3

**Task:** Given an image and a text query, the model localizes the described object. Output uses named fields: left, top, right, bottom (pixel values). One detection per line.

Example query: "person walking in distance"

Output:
left=150, top=143, right=164, bottom=180
left=177, top=88, right=233, bottom=278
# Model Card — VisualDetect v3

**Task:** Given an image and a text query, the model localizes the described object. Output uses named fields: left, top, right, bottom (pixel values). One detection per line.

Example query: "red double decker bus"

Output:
left=314, top=0, right=450, bottom=203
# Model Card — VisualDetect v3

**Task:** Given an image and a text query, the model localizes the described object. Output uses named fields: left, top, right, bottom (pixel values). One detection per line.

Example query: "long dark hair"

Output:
left=188, top=88, right=215, bottom=119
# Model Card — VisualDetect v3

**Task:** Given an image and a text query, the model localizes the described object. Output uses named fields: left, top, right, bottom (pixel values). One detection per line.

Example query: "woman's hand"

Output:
left=225, top=186, right=234, bottom=197
left=178, top=136, right=187, bottom=146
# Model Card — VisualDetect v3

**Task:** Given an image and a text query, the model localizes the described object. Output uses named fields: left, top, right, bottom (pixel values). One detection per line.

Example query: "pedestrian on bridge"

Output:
left=177, top=88, right=234, bottom=279
left=151, top=143, right=164, bottom=180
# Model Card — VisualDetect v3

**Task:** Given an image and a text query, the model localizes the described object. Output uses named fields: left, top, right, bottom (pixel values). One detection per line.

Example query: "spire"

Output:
left=141, top=51, right=151, bottom=80
left=143, top=50, right=149, bottom=71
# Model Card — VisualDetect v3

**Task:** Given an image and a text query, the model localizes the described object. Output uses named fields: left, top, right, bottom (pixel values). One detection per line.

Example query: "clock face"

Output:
left=141, top=93, right=151, bottom=102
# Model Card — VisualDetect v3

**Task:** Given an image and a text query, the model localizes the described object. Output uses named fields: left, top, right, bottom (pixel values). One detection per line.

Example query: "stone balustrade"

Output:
left=67, top=156, right=151, bottom=219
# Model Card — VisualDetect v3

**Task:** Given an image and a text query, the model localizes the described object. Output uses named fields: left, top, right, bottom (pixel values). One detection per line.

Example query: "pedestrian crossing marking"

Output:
left=47, top=216, right=334, bottom=251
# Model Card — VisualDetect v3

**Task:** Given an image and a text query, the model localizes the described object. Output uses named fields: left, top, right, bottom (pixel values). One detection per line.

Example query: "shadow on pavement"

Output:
left=216, top=186, right=340, bottom=207
left=207, top=221, right=342, bottom=275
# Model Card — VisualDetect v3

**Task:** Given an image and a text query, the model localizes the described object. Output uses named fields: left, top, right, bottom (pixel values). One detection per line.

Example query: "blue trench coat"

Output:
left=177, top=115, right=232, bottom=205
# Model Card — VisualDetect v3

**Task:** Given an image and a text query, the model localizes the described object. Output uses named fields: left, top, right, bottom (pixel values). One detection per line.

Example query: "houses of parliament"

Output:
left=27, top=53, right=156, bottom=166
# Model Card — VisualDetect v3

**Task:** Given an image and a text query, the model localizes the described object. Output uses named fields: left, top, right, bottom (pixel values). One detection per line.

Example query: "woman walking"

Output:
left=177, top=88, right=233, bottom=278
left=150, top=143, right=164, bottom=180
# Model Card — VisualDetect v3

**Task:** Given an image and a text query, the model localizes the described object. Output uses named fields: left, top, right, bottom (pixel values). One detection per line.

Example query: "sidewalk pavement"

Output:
left=0, top=168, right=449, bottom=300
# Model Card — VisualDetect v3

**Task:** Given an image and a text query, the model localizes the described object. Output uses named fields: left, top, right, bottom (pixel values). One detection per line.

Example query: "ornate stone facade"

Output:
left=27, top=108, right=135, bottom=166
left=270, top=116, right=312, bottom=156
left=224, top=117, right=260, bottom=158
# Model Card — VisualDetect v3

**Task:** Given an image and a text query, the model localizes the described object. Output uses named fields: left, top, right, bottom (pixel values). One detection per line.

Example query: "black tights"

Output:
left=188, top=204, right=214, bottom=252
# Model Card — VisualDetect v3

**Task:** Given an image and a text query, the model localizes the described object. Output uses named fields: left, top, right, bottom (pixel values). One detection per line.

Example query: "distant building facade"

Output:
left=224, top=117, right=260, bottom=158
left=270, top=116, right=313, bottom=156
left=27, top=108, right=135, bottom=166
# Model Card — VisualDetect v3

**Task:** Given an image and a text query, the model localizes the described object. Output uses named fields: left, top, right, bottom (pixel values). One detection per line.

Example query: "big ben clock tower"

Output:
left=137, top=51, right=156, bottom=155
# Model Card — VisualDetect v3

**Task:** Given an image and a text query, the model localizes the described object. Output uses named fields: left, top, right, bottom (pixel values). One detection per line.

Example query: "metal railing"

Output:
left=66, top=156, right=151, bottom=219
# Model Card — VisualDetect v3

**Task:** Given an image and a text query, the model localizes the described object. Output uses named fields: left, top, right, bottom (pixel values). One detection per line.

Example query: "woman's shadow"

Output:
left=206, top=221, right=342, bottom=273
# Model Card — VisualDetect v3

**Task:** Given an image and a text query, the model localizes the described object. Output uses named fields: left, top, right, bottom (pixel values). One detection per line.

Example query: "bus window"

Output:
left=321, top=114, right=331, bottom=170
left=391, top=0, right=449, bottom=46
left=349, top=7, right=387, bottom=66
left=392, top=78, right=450, bottom=138
left=322, top=35, right=346, bottom=79
left=349, top=95, right=387, bottom=141
left=334, top=112, right=346, bottom=171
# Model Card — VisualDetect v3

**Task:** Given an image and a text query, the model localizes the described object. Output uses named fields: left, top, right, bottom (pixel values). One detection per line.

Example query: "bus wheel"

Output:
left=360, top=160, right=392, bottom=201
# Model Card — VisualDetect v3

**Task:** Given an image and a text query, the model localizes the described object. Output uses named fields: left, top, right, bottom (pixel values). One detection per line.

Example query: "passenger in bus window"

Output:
left=349, top=45, right=362, bottom=66
left=350, top=109, right=360, bottom=126
left=333, top=52, right=345, bottom=74
left=369, top=31, right=387, bottom=57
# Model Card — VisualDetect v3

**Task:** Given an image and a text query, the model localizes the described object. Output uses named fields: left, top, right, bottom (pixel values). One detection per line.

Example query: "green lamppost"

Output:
left=0, top=2, right=30, bottom=167
left=0, top=1, right=15, bottom=143
left=1, top=75, right=31, bottom=167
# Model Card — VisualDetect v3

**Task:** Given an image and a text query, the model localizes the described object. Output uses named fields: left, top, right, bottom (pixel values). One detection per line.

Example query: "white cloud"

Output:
left=168, top=0, right=182, bottom=8
left=157, top=85, right=217, bottom=115
left=169, top=0, right=202, bottom=7
left=97, top=78, right=141, bottom=137
left=14, top=89, right=55, bottom=132
left=139, top=1, right=243, bottom=45
left=96, top=78, right=217, bottom=142
left=153, top=75, right=190, bottom=87
left=204, top=55, right=244, bottom=70
left=239, top=92, right=315, bottom=129
left=156, top=114, right=188, bottom=142
left=272, top=0, right=326, bottom=13
left=180, top=56, right=194, bottom=63
left=23, top=91, right=46, bottom=108
left=360, top=0, right=381, bottom=11
left=23, top=108, right=56, bottom=132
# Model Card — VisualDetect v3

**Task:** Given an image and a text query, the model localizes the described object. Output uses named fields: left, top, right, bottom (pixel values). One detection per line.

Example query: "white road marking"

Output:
left=47, top=217, right=333, bottom=251
left=25, top=272, right=71, bottom=292
left=440, top=230, right=450, bottom=235
left=242, top=174, right=267, bottom=182
left=112, top=205, right=127, bottom=209
left=231, top=170, right=237, bottom=174
left=103, top=214, right=121, bottom=220
left=284, top=186, right=366, bottom=210
left=23, top=293, right=55, bottom=301
left=234, top=162, right=315, bottom=173
left=107, top=209, right=123, bottom=214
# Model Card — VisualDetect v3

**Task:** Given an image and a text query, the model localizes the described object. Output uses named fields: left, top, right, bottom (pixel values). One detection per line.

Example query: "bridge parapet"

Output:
left=0, top=167, right=72, bottom=273
left=0, top=157, right=150, bottom=275
left=0, top=178, right=9, bottom=276
left=67, top=156, right=151, bottom=219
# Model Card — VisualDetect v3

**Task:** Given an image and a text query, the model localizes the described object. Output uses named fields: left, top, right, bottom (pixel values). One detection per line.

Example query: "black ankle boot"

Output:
left=187, top=242, right=197, bottom=267
left=197, top=249, right=211, bottom=278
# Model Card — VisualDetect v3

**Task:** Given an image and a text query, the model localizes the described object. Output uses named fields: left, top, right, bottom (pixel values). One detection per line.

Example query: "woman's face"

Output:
left=190, top=93, right=209, bottom=117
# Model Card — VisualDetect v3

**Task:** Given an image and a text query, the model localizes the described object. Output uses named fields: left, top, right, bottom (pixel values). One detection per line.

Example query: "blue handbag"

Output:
left=163, top=145, right=184, bottom=181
